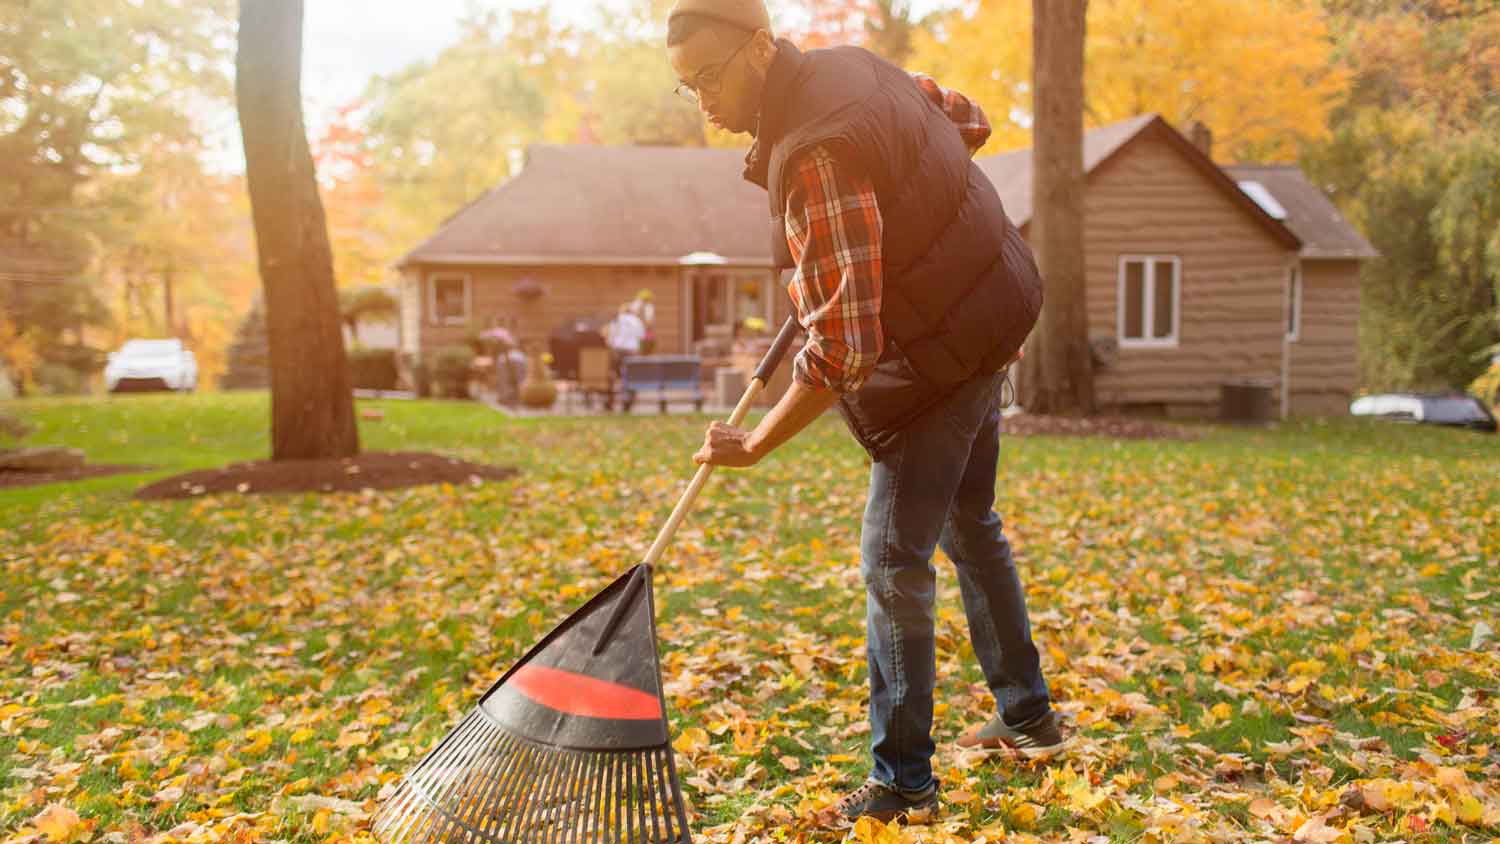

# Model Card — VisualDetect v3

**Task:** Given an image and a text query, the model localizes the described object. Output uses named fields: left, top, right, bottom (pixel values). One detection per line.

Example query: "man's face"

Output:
left=667, top=27, right=770, bottom=135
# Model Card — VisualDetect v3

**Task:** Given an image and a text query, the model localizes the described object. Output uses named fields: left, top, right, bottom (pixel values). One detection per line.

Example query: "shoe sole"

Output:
left=840, top=802, right=938, bottom=826
left=957, top=735, right=1069, bottom=761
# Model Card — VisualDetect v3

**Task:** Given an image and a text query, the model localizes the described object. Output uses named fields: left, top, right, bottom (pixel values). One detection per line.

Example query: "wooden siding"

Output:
left=1080, top=132, right=1295, bottom=416
left=1287, top=259, right=1361, bottom=416
left=404, top=263, right=792, bottom=361
left=409, top=264, right=683, bottom=355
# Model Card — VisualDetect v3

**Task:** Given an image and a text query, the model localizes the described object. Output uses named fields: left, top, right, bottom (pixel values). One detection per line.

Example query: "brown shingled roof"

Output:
left=399, top=144, right=774, bottom=268
left=977, top=114, right=1304, bottom=253
left=1223, top=164, right=1378, bottom=260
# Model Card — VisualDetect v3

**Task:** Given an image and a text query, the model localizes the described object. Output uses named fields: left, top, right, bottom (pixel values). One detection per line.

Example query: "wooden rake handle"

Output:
left=641, top=315, right=800, bottom=568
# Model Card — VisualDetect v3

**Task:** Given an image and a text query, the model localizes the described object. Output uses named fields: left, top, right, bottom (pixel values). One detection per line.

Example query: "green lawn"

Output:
left=2, top=392, right=1497, bottom=843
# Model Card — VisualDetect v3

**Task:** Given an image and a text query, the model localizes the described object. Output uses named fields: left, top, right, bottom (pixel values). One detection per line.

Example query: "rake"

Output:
left=372, top=316, right=800, bottom=844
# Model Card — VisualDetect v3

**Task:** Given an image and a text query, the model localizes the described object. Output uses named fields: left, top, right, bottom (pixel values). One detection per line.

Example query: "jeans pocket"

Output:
left=940, top=376, right=997, bottom=441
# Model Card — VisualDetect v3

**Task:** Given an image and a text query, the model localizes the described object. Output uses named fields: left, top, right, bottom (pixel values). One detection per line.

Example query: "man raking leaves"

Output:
left=667, top=0, right=1063, bottom=825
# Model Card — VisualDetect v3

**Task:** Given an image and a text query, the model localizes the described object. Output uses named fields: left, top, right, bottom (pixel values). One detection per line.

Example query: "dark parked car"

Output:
left=1350, top=393, right=1497, bottom=433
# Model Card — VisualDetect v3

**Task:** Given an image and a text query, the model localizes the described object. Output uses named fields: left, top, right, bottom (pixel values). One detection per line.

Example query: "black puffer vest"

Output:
left=744, top=41, right=1043, bottom=456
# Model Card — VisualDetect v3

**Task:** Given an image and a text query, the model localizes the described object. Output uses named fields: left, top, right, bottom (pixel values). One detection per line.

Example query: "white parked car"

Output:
left=105, top=339, right=198, bottom=393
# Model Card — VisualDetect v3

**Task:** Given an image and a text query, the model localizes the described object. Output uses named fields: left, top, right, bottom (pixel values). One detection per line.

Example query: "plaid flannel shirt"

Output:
left=781, top=73, right=992, bottom=393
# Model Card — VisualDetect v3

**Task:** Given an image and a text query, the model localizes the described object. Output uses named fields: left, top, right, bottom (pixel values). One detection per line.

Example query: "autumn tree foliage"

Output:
left=908, top=0, right=1347, bottom=159
left=1304, top=0, right=1500, bottom=391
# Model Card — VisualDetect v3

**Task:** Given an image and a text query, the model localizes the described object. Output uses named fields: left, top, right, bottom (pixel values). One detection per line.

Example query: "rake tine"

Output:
left=472, top=730, right=523, bottom=840
left=533, top=749, right=572, bottom=842
left=603, top=752, right=621, bottom=844
left=661, top=748, right=680, bottom=843
left=462, top=723, right=514, bottom=838
left=564, top=753, right=591, bottom=844
left=384, top=780, right=432, bottom=844
left=554, top=749, right=586, bottom=844
left=550, top=749, right=586, bottom=842
left=648, top=749, right=667, bottom=844
left=636, top=752, right=653, bottom=844
left=423, top=716, right=493, bottom=843
left=495, top=741, right=540, bottom=842
left=517, top=743, right=565, bottom=842
left=633, top=752, right=647, bottom=844
left=450, top=718, right=501, bottom=835
left=562, top=749, right=591, bottom=843
left=644, top=749, right=663, bottom=844
left=585, top=753, right=607, bottom=844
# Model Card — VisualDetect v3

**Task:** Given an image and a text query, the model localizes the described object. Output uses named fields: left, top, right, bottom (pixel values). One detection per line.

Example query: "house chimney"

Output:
left=1188, top=121, right=1213, bottom=160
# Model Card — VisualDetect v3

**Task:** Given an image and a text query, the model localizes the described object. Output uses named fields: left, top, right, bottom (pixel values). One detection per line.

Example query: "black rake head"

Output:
left=372, top=565, right=692, bottom=844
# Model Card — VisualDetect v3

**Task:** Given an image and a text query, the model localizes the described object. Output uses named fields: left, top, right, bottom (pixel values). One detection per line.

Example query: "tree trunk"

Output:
left=1022, top=0, right=1095, bottom=415
left=235, top=0, right=358, bottom=459
left=162, top=264, right=175, bottom=335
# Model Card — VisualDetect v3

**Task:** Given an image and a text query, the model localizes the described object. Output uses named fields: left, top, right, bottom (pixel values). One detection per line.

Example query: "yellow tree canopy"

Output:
left=908, top=0, right=1348, bottom=161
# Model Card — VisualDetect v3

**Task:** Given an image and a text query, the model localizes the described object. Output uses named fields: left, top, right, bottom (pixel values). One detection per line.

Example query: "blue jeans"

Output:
left=860, top=372, right=1051, bottom=792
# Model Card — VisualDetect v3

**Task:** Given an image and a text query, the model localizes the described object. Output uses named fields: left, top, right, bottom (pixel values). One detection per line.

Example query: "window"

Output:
left=1286, top=265, right=1302, bottom=342
left=1117, top=256, right=1180, bottom=347
left=428, top=274, right=470, bottom=325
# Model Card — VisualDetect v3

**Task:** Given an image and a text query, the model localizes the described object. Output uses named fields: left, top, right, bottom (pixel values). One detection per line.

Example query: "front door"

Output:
left=682, top=270, right=773, bottom=350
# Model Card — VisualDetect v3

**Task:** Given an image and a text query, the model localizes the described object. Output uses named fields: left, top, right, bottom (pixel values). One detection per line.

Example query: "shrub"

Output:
left=347, top=347, right=399, bottom=391
left=429, top=346, right=474, bottom=399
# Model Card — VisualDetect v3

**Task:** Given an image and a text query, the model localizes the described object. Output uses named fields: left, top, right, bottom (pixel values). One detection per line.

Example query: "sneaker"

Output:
left=833, top=778, right=939, bottom=823
left=957, top=710, right=1066, bottom=759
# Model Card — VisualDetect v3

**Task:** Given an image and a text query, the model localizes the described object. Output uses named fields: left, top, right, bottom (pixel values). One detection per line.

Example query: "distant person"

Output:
left=606, top=305, right=647, bottom=375
left=625, top=289, right=657, bottom=353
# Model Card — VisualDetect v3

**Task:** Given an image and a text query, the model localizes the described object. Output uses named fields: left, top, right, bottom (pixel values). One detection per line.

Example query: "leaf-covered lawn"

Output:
left=2, top=393, right=1497, bottom=844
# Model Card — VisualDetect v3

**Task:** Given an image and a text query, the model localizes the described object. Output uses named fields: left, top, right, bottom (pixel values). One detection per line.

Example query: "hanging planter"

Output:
left=513, top=278, right=546, bottom=301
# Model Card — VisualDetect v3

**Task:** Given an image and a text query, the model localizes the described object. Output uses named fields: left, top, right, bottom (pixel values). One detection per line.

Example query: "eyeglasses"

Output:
left=673, top=35, right=754, bottom=105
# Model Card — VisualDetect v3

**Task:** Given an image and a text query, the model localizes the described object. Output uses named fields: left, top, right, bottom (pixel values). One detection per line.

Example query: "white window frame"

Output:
left=1117, top=255, right=1181, bottom=349
left=428, top=273, right=472, bottom=326
left=1286, top=265, right=1302, bottom=342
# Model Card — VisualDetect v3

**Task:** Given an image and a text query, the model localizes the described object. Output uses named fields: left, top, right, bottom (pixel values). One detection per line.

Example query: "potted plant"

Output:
left=519, top=346, right=557, bottom=409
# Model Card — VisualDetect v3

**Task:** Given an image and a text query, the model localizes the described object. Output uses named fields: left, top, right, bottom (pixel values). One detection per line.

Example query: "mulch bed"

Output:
left=1002, top=412, right=1201, bottom=440
left=0, top=465, right=151, bottom=490
left=134, top=451, right=518, bottom=500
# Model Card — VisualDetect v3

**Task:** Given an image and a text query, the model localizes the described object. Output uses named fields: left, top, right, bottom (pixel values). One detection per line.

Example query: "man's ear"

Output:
left=746, top=28, right=777, bottom=74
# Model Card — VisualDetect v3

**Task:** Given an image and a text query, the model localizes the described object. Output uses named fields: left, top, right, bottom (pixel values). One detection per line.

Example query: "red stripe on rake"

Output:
left=510, top=664, right=663, bottom=720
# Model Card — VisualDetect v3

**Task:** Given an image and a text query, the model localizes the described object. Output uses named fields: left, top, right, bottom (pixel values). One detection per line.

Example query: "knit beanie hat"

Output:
left=667, top=0, right=771, bottom=34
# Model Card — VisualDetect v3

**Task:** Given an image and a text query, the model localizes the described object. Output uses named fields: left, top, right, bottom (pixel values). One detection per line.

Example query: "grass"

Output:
left=1, top=391, right=1497, bottom=843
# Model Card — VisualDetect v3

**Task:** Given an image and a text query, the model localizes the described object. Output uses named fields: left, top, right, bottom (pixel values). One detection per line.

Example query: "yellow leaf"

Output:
left=1153, top=773, right=1180, bottom=792
left=311, top=808, right=332, bottom=834
left=1249, top=797, right=1279, bottom=818
left=853, top=815, right=900, bottom=844
left=290, top=728, right=316, bottom=744
left=241, top=730, right=272, bottom=756
left=1455, top=795, right=1483, bottom=826
left=777, top=754, right=801, bottom=772
left=1418, top=563, right=1442, bottom=577
left=32, top=804, right=86, bottom=844
left=1292, top=815, right=1344, bottom=843
left=672, top=727, right=709, bottom=757
left=335, top=729, right=370, bottom=749
left=1210, top=702, right=1233, bottom=720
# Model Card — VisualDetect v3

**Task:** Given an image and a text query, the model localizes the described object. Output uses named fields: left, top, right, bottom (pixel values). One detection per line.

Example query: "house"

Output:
left=396, top=145, right=794, bottom=384
left=977, top=115, right=1376, bottom=417
left=398, top=114, right=1375, bottom=416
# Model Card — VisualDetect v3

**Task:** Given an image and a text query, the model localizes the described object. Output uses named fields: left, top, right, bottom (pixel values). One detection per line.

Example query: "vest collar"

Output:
left=742, top=38, right=806, bottom=190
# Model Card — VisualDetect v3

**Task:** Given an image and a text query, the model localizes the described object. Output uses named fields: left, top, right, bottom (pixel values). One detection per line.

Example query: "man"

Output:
left=667, top=0, right=1061, bottom=825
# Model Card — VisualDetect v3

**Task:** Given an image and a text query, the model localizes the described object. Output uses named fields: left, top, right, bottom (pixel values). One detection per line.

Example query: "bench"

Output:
left=618, top=355, right=704, bottom=413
